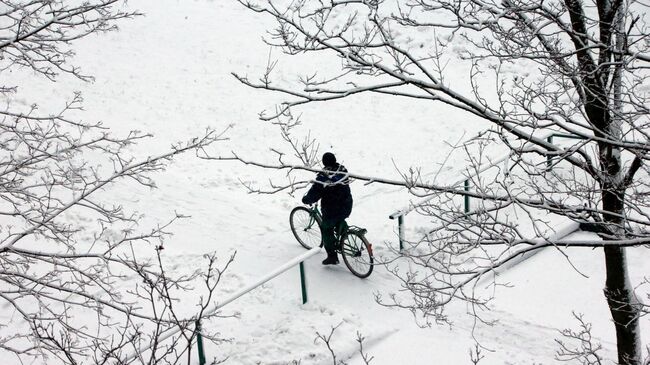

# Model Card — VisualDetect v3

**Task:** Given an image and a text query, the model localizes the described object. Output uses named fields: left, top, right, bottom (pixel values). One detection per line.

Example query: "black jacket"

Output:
left=302, top=163, right=353, bottom=222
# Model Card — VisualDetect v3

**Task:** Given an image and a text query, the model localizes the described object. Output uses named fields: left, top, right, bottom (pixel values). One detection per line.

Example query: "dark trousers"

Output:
left=321, top=219, right=347, bottom=255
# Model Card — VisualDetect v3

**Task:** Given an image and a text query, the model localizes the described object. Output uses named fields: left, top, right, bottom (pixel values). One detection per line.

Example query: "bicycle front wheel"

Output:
left=289, top=206, right=322, bottom=249
left=341, top=232, right=374, bottom=278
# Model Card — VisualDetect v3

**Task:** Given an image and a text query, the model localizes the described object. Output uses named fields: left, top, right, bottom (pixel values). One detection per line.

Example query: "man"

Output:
left=302, top=152, right=353, bottom=265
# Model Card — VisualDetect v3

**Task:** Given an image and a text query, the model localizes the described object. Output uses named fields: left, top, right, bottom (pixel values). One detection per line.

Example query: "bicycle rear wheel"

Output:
left=341, top=232, right=373, bottom=278
left=289, top=206, right=322, bottom=249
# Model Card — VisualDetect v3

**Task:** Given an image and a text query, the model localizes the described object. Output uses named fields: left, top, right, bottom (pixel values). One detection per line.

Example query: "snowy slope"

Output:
left=1, top=0, right=648, bottom=364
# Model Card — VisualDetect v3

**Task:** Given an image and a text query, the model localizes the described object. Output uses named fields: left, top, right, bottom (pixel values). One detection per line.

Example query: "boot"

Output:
left=322, top=251, right=339, bottom=265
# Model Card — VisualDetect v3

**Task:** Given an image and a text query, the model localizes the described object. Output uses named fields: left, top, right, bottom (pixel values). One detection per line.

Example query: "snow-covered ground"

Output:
left=3, top=0, right=649, bottom=364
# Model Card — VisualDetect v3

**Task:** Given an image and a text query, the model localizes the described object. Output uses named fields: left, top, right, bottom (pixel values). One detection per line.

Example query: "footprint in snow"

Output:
left=318, top=306, right=335, bottom=316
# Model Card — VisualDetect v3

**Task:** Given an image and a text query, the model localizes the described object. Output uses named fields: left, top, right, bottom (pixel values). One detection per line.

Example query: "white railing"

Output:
left=389, top=131, right=586, bottom=249
left=476, top=221, right=580, bottom=285
left=123, top=246, right=323, bottom=364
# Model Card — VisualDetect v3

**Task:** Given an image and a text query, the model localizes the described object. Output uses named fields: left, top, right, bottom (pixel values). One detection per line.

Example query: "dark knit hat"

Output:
left=322, top=152, right=337, bottom=167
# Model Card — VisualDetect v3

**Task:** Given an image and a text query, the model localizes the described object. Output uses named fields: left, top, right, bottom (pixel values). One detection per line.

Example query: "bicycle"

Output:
left=289, top=204, right=374, bottom=278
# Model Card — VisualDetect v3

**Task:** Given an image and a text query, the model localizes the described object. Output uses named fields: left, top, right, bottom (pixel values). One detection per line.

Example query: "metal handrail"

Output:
left=388, top=131, right=585, bottom=249
left=476, top=221, right=580, bottom=285
left=389, top=151, right=514, bottom=220
left=122, top=246, right=323, bottom=363
left=390, top=131, right=587, bottom=219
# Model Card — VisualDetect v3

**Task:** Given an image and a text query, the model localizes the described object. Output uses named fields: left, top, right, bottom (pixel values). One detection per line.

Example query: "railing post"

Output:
left=195, top=320, right=206, bottom=365
left=398, top=215, right=404, bottom=251
left=299, top=262, right=308, bottom=304
left=464, top=179, right=470, bottom=213
left=546, top=135, right=553, bottom=169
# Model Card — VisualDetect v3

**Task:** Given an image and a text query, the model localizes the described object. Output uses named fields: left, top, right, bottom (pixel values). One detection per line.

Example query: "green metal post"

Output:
left=195, top=320, right=206, bottom=365
left=299, top=262, right=308, bottom=304
left=546, top=135, right=553, bottom=169
left=464, top=179, right=470, bottom=213
left=398, top=215, right=404, bottom=251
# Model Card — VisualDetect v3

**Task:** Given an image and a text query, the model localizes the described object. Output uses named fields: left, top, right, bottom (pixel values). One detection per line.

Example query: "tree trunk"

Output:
left=601, top=3, right=642, bottom=361
left=602, top=190, right=642, bottom=365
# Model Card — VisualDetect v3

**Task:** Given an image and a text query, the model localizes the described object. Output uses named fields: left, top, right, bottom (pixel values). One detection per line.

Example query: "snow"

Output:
left=1, top=0, right=648, bottom=364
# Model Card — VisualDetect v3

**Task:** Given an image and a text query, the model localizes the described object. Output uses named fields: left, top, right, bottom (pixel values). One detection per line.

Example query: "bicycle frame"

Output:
left=292, top=204, right=373, bottom=277
left=305, top=204, right=322, bottom=231
left=308, top=204, right=351, bottom=245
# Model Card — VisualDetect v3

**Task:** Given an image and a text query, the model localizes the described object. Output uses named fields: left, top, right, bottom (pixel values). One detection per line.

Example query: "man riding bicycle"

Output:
left=302, top=152, right=353, bottom=265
